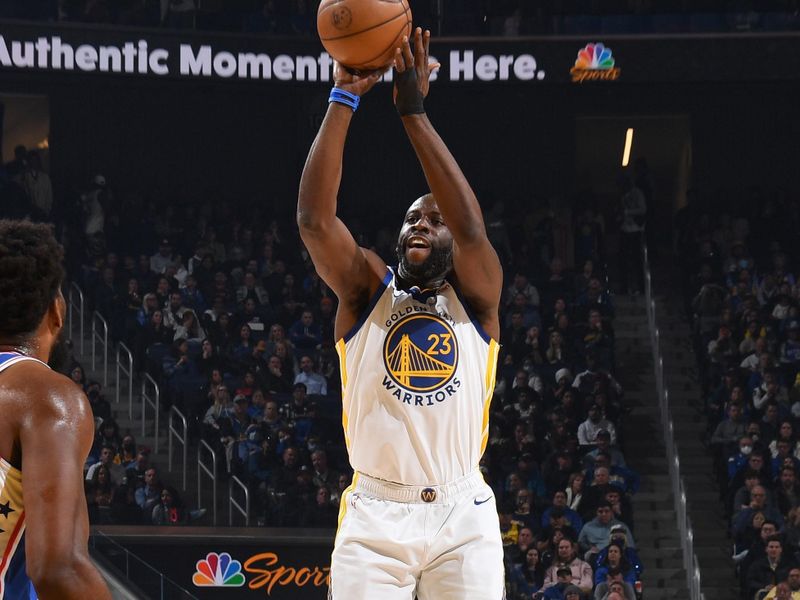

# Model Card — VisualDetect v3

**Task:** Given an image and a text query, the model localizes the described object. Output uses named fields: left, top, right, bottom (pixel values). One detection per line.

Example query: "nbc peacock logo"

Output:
left=570, top=43, right=621, bottom=83
left=192, top=552, right=246, bottom=587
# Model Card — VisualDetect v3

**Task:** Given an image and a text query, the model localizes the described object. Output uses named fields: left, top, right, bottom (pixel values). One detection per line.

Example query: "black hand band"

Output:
left=394, top=68, right=425, bottom=116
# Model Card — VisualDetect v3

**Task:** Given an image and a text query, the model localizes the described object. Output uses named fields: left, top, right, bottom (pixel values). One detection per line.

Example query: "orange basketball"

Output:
left=318, top=0, right=412, bottom=72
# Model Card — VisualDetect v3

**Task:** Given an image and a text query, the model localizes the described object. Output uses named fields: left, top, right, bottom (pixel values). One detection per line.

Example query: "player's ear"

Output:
left=48, top=289, right=66, bottom=334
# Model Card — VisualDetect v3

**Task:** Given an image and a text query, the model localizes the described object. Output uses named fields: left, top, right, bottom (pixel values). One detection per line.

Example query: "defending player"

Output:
left=0, top=220, right=111, bottom=599
left=298, top=28, right=504, bottom=600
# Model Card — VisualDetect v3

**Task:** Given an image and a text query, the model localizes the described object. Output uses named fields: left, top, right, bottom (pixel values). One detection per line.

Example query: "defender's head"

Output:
left=0, top=220, right=67, bottom=367
left=396, top=195, right=454, bottom=287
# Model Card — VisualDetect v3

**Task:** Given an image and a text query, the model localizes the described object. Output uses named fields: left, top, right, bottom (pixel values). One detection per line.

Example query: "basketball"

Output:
left=318, top=0, right=412, bottom=72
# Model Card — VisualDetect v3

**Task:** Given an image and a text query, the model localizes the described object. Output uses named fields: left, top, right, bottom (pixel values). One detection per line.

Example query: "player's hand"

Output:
left=393, top=28, right=440, bottom=115
left=333, top=61, right=387, bottom=97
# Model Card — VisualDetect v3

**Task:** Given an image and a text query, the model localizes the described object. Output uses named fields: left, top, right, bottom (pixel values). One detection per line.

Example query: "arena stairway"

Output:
left=68, top=332, right=214, bottom=527
left=614, top=294, right=690, bottom=600
left=650, top=281, right=739, bottom=600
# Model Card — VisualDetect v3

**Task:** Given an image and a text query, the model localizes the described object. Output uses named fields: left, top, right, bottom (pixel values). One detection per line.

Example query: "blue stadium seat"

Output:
left=562, top=14, right=602, bottom=35
left=649, top=13, right=690, bottom=33
left=690, top=12, right=725, bottom=32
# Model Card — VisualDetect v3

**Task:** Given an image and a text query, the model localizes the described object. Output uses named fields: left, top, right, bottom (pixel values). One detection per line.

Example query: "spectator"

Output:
left=542, top=538, right=593, bottom=595
left=294, top=354, right=327, bottom=396
left=151, top=486, right=190, bottom=526
left=746, top=536, right=797, bottom=600
left=302, top=486, right=338, bottom=528
left=594, top=542, right=636, bottom=586
left=578, top=503, right=635, bottom=562
left=85, top=464, right=115, bottom=523
left=289, top=309, right=322, bottom=354
left=510, top=546, right=545, bottom=599
left=150, top=238, right=175, bottom=275
left=86, top=444, right=125, bottom=485
left=577, top=404, right=617, bottom=448
left=135, top=467, right=163, bottom=516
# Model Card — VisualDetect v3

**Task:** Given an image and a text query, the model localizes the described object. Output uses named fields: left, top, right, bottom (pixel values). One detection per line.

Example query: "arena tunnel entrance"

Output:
left=574, top=114, right=692, bottom=259
left=0, top=93, right=50, bottom=168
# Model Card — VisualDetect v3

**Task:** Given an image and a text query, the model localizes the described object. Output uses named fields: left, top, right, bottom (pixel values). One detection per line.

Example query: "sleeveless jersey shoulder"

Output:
left=0, top=352, right=47, bottom=600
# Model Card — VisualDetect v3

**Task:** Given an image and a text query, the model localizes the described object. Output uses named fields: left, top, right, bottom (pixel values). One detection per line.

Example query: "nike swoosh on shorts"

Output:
left=474, top=497, right=492, bottom=506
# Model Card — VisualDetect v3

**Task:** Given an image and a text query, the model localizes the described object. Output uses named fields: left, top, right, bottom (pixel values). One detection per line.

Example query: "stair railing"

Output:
left=642, top=242, right=705, bottom=600
left=168, top=406, right=188, bottom=491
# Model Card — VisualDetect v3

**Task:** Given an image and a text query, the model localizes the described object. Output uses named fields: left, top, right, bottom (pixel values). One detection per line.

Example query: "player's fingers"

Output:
left=402, top=35, right=414, bottom=68
left=394, top=47, right=405, bottom=72
left=413, top=27, right=424, bottom=65
left=423, top=29, right=431, bottom=59
left=429, top=62, right=441, bottom=72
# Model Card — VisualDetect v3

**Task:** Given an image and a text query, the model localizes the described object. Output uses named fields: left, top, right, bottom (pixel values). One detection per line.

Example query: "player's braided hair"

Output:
left=0, top=220, right=65, bottom=339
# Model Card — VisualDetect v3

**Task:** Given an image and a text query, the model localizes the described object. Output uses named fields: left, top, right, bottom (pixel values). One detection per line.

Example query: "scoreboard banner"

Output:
left=1, top=19, right=800, bottom=86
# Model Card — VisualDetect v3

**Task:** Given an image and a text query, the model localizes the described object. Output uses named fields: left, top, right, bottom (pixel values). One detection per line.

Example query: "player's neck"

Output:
left=395, top=266, right=446, bottom=294
left=0, top=337, right=48, bottom=362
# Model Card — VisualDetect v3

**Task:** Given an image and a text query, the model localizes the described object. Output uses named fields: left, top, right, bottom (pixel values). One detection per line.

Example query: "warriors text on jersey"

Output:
left=0, top=352, right=47, bottom=600
left=335, top=269, right=499, bottom=486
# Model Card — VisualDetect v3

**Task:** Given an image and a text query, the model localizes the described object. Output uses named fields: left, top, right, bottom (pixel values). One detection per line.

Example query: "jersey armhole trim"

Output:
left=340, top=269, right=393, bottom=344
left=449, top=282, right=495, bottom=345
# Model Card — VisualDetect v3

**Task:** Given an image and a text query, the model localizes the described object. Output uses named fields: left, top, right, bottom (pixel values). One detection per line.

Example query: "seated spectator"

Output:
left=542, top=490, right=583, bottom=533
left=593, top=575, right=636, bottom=600
left=594, top=525, right=642, bottom=580
left=110, top=483, right=143, bottom=525
left=543, top=576, right=582, bottom=600
left=261, top=355, right=293, bottom=395
left=151, top=486, right=189, bottom=526
left=135, top=467, right=163, bottom=516
left=729, top=436, right=758, bottom=481
left=510, top=546, right=545, bottom=599
left=86, top=444, right=125, bottom=486
left=506, top=526, right=536, bottom=567
left=578, top=503, right=635, bottom=563
left=542, top=538, right=593, bottom=595
left=587, top=454, right=640, bottom=496
left=577, top=404, right=617, bottom=448
left=773, top=442, right=800, bottom=479
left=565, top=472, right=585, bottom=515
left=604, top=485, right=634, bottom=532
left=513, top=488, right=538, bottom=532
left=86, top=380, right=112, bottom=423
left=237, top=271, right=269, bottom=306
left=737, top=520, right=780, bottom=587
left=85, top=464, right=115, bottom=524
left=294, top=354, right=328, bottom=396
left=763, top=567, right=800, bottom=599
left=584, top=430, right=627, bottom=469
left=173, top=309, right=206, bottom=343
left=594, top=542, right=636, bottom=586
left=777, top=467, right=800, bottom=519
left=310, top=449, right=339, bottom=492
left=733, top=486, right=785, bottom=537
left=746, top=536, right=797, bottom=600
left=289, top=309, right=322, bottom=354
left=301, top=486, right=338, bottom=528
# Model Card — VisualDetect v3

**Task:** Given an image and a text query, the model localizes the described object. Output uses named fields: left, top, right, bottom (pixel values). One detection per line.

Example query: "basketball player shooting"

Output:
left=0, top=221, right=111, bottom=599
left=298, top=28, right=504, bottom=600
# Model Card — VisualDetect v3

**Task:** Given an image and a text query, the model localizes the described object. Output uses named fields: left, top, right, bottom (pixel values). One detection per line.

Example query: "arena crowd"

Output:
left=0, top=133, right=658, bottom=599
left=676, top=189, right=800, bottom=600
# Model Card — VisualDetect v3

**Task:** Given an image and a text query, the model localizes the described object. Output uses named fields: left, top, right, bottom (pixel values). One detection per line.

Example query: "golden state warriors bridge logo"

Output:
left=383, top=314, right=459, bottom=396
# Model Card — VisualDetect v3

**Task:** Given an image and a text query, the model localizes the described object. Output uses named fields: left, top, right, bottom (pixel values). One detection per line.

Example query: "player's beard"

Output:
left=396, top=242, right=454, bottom=288
left=47, top=329, right=71, bottom=373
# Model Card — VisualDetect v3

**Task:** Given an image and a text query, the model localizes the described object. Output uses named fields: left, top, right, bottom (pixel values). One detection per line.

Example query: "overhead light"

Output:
left=621, top=128, right=634, bottom=167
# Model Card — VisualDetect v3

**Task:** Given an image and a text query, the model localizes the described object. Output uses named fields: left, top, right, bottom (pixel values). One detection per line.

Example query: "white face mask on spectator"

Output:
left=740, top=445, right=753, bottom=455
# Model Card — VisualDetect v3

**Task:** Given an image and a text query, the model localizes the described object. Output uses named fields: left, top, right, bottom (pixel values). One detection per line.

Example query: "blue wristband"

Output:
left=329, top=87, right=360, bottom=112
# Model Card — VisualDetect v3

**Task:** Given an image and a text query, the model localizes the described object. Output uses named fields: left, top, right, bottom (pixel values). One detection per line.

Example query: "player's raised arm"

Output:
left=297, top=64, right=388, bottom=332
left=393, top=29, right=503, bottom=340
left=20, top=369, right=112, bottom=600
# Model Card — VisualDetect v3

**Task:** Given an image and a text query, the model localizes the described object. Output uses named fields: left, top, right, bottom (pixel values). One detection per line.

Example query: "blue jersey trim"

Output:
left=449, top=282, right=493, bottom=345
left=0, top=352, right=21, bottom=369
left=341, top=269, right=393, bottom=344
left=5, top=533, right=36, bottom=600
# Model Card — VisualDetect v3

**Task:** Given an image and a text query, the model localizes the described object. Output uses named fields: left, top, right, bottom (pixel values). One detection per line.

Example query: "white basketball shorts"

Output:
left=329, top=470, right=505, bottom=600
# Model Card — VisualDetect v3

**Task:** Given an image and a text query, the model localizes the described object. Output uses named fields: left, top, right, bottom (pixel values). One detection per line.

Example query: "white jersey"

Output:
left=335, top=269, right=499, bottom=486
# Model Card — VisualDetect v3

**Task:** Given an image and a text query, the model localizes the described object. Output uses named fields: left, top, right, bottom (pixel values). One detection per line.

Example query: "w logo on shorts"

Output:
left=383, top=314, right=458, bottom=393
left=420, top=488, right=437, bottom=503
